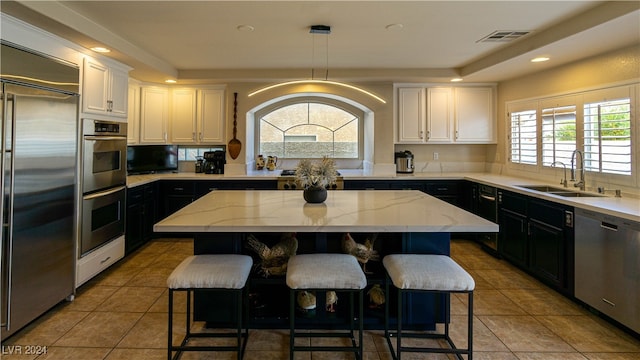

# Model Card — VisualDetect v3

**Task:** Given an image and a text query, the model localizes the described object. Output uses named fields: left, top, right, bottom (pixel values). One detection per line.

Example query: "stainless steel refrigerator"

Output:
left=1, top=42, right=79, bottom=340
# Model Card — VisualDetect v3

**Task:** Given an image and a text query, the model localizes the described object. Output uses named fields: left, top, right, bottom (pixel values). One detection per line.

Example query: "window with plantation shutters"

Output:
left=583, top=98, right=631, bottom=175
left=541, top=105, right=576, bottom=167
left=509, top=109, right=537, bottom=165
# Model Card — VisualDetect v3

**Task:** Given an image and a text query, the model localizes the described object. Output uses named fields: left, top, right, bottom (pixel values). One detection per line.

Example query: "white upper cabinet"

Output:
left=82, top=57, right=129, bottom=118
left=397, top=87, right=426, bottom=143
left=171, top=88, right=198, bottom=143
left=139, top=86, right=169, bottom=144
left=426, top=87, right=454, bottom=143
left=395, top=85, right=495, bottom=144
left=170, top=87, right=225, bottom=144
left=198, top=88, right=225, bottom=144
left=127, top=81, right=141, bottom=144
left=454, top=87, right=495, bottom=143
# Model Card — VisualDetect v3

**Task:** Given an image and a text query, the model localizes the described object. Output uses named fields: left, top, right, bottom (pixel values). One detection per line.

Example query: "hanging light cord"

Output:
left=311, top=31, right=330, bottom=80
left=311, top=33, right=316, bottom=80
left=324, top=32, right=329, bottom=81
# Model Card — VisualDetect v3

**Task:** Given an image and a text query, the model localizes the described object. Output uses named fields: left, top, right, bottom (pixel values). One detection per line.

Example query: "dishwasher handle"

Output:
left=600, top=222, right=618, bottom=232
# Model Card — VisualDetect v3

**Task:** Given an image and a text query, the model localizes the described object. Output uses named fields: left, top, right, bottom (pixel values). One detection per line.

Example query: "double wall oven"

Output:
left=80, top=119, right=127, bottom=257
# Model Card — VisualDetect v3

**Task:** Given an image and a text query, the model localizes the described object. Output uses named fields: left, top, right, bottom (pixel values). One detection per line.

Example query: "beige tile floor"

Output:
left=2, top=238, right=639, bottom=359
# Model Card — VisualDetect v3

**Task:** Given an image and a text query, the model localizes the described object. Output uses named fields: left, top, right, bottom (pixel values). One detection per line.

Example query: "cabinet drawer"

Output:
left=143, top=183, right=155, bottom=198
left=425, top=181, right=460, bottom=195
left=498, top=190, right=527, bottom=216
left=76, top=235, right=125, bottom=287
left=160, top=181, right=195, bottom=195
left=127, top=187, right=144, bottom=203
left=529, top=199, right=570, bottom=228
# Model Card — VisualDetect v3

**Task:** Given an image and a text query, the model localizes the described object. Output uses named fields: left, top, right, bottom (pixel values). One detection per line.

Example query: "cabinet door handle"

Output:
left=100, top=256, right=112, bottom=264
left=192, top=132, right=196, bottom=140
left=174, top=187, right=184, bottom=191
left=480, top=194, right=495, bottom=201
left=199, top=132, right=203, bottom=141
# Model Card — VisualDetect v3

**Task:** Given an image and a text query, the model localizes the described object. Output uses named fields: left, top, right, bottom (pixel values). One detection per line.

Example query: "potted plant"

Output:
left=295, top=157, right=338, bottom=203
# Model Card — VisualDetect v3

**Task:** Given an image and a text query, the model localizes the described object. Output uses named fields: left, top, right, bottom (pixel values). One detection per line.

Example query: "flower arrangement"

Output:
left=295, top=156, right=338, bottom=189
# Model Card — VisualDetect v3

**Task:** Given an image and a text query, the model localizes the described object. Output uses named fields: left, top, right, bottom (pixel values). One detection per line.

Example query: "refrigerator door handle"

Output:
left=1, top=91, right=16, bottom=331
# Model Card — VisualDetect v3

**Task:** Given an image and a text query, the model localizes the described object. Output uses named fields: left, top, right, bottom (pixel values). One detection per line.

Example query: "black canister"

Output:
left=195, top=156, right=204, bottom=173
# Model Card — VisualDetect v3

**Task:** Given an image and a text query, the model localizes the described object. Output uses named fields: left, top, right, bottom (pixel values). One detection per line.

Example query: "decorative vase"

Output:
left=303, top=186, right=327, bottom=203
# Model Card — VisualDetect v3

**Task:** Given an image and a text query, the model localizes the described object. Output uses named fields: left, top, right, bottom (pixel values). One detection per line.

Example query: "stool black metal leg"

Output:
left=358, top=290, right=364, bottom=360
left=289, top=289, right=295, bottom=360
left=444, top=293, right=450, bottom=339
left=469, top=292, right=474, bottom=360
left=185, top=290, right=191, bottom=339
left=397, top=289, right=402, bottom=360
left=168, top=289, right=173, bottom=360
left=236, top=289, right=242, bottom=360
left=384, top=278, right=390, bottom=339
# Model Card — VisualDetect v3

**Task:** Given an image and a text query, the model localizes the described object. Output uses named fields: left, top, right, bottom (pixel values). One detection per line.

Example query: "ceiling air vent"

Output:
left=477, top=30, right=531, bottom=43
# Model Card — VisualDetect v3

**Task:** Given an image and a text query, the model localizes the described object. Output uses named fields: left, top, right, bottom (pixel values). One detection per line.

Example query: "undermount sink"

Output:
left=549, top=191, right=604, bottom=198
left=515, top=185, right=604, bottom=198
left=517, top=185, right=568, bottom=193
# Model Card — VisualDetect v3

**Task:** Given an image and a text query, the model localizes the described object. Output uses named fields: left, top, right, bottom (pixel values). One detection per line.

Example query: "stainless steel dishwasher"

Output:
left=575, top=208, right=640, bottom=333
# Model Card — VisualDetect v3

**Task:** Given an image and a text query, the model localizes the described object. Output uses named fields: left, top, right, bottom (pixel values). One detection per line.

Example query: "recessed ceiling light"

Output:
left=531, top=56, right=550, bottom=63
left=91, top=47, right=111, bottom=53
left=385, top=23, right=404, bottom=31
left=237, top=24, right=255, bottom=32
left=451, top=78, right=463, bottom=82
left=165, top=79, right=177, bottom=84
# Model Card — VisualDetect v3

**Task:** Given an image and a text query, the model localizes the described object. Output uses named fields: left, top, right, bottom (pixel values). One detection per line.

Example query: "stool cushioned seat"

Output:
left=167, top=254, right=252, bottom=360
left=287, top=254, right=367, bottom=290
left=286, top=253, right=366, bottom=360
left=383, top=254, right=475, bottom=360
left=167, top=255, right=253, bottom=289
left=383, top=254, right=475, bottom=291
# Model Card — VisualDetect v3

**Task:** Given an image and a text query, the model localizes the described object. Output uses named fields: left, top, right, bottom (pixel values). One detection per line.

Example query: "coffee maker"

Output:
left=203, top=150, right=226, bottom=174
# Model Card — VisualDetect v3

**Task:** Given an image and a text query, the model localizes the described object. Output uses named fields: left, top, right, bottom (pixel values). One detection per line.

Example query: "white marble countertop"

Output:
left=154, top=190, right=499, bottom=233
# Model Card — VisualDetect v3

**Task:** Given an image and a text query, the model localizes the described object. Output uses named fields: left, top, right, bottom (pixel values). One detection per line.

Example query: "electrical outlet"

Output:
left=433, top=152, right=439, bottom=160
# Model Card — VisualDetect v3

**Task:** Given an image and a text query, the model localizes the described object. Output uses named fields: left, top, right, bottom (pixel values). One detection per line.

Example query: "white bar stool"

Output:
left=286, top=253, right=367, bottom=360
left=383, top=254, right=475, bottom=360
left=167, top=254, right=253, bottom=360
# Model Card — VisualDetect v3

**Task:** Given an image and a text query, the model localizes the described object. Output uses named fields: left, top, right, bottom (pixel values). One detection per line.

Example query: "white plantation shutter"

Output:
left=509, top=109, right=537, bottom=165
left=583, top=98, right=631, bottom=175
left=541, top=105, right=576, bottom=167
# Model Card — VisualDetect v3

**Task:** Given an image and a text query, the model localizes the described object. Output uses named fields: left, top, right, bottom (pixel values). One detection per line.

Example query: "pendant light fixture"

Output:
left=248, top=25, right=386, bottom=104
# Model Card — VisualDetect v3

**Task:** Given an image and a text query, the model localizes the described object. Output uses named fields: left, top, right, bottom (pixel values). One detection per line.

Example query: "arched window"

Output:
left=255, top=96, right=363, bottom=159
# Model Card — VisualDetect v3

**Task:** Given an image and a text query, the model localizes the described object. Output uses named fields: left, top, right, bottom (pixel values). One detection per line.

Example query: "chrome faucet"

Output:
left=570, top=149, right=585, bottom=191
left=551, top=161, right=568, bottom=187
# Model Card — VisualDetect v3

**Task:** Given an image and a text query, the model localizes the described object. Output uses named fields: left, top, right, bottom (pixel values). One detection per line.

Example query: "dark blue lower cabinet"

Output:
left=193, top=231, right=451, bottom=330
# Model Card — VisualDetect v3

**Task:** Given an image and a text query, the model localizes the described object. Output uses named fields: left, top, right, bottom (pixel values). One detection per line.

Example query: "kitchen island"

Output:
left=154, top=190, right=498, bottom=329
